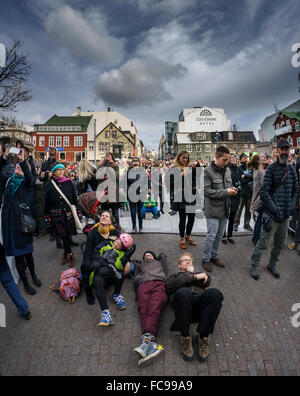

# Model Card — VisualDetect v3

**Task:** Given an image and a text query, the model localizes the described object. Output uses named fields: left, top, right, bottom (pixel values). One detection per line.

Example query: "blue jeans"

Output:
left=203, top=218, right=228, bottom=261
left=253, top=212, right=263, bottom=244
left=143, top=206, right=158, bottom=216
left=0, top=249, right=29, bottom=316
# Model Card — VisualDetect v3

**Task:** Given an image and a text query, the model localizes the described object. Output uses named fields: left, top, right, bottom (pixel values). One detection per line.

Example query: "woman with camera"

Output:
left=222, top=153, right=243, bottom=244
left=1, top=147, right=41, bottom=295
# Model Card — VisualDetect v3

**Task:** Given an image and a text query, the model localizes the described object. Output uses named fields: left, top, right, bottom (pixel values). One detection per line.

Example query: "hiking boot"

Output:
left=211, top=258, right=225, bottom=268
left=98, top=310, right=115, bottom=327
left=196, top=335, right=210, bottom=362
left=180, top=336, right=194, bottom=361
left=202, top=260, right=213, bottom=273
left=113, top=294, right=127, bottom=310
left=267, top=264, right=280, bottom=279
left=138, top=340, right=164, bottom=368
left=250, top=265, right=259, bottom=281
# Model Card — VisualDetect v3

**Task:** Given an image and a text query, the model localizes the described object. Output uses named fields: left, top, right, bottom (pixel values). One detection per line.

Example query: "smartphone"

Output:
left=9, top=147, right=20, bottom=155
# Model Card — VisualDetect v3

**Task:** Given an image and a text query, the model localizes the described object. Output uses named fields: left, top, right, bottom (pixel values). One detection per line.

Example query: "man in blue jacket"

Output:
left=250, top=138, right=298, bottom=280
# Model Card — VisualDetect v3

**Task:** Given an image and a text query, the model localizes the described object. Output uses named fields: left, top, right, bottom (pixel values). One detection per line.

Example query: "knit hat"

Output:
left=277, top=138, right=290, bottom=149
left=239, top=152, right=248, bottom=160
left=51, top=163, right=65, bottom=174
left=143, top=251, right=157, bottom=260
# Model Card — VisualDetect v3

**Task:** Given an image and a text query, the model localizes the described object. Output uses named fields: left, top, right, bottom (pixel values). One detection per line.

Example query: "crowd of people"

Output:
left=0, top=137, right=299, bottom=367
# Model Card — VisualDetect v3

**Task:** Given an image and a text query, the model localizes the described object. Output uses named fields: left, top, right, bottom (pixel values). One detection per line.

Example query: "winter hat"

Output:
left=277, top=138, right=290, bottom=149
left=143, top=251, right=157, bottom=260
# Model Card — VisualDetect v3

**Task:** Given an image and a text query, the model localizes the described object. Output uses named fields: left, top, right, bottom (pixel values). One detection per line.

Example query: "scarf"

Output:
left=91, top=222, right=115, bottom=235
left=9, top=174, right=24, bottom=198
left=53, top=175, right=71, bottom=183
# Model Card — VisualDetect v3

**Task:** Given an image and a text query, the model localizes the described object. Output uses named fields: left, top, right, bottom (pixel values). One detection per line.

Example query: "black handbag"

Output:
left=19, top=203, right=36, bottom=235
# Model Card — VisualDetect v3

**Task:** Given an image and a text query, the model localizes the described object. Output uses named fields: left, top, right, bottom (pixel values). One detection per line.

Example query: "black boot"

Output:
left=25, top=254, right=42, bottom=287
left=23, top=280, right=37, bottom=295
left=31, top=273, right=42, bottom=287
left=267, top=264, right=280, bottom=279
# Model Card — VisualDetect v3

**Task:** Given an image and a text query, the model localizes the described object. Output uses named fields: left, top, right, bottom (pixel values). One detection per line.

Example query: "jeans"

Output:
left=0, top=248, right=29, bottom=316
left=129, top=201, right=144, bottom=229
left=203, top=218, right=228, bottom=261
left=143, top=207, right=159, bottom=216
left=251, top=217, right=289, bottom=268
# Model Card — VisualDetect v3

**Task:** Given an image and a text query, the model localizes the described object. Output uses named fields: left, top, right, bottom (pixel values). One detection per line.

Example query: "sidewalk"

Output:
left=0, top=232, right=299, bottom=376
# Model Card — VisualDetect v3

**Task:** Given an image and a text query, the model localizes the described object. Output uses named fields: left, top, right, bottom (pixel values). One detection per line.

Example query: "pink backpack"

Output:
left=51, top=268, right=81, bottom=303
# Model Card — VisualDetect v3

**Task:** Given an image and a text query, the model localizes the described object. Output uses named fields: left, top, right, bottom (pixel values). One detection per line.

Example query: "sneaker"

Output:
left=244, top=225, right=253, bottom=232
left=233, top=225, right=238, bottom=232
left=134, top=333, right=155, bottom=358
left=23, top=311, right=32, bottom=321
left=98, top=311, right=115, bottom=326
left=288, top=243, right=296, bottom=250
left=139, top=228, right=144, bottom=234
left=221, top=238, right=227, bottom=244
left=138, top=341, right=164, bottom=368
left=113, top=294, right=127, bottom=310
left=227, top=238, right=235, bottom=244
left=132, top=227, right=137, bottom=234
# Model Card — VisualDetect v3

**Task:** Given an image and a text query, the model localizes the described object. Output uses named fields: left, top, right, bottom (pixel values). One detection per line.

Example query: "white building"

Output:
left=178, top=106, right=231, bottom=133
left=71, top=107, right=140, bottom=159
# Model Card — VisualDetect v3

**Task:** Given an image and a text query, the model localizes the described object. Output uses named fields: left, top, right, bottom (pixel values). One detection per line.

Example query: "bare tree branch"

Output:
left=0, top=40, right=32, bottom=112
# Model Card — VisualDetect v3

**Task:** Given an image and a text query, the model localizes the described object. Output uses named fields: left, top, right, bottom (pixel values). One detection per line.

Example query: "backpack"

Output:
left=50, top=268, right=81, bottom=303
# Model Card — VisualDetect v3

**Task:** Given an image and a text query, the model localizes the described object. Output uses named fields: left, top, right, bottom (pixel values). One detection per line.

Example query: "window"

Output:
left=205, top=145, right=211, bottom=153
left=56, top=136, right=62, bottom=147
left=32, top=136, right=36, bottom=146
left=276, top=124, right=279, bottom=129
left=228, top=132, right=234, bottom=141
left=39, top=136, right=45, bottom=146
left=196, top=133, right=206, bottom=141
left=89, top=143, right=94, bottom=151
left=49, top=136, right=55, bottom=147
left=105, top=142, right=110, bottom=151
left=75, top=152, right=82, bottom=162
left=99, top=143, right=104, bottom=151
left=112, top=130, right=117, bottom=139
left=105, top=131, right=110, bottom=139
left=59, top=152, right=65, bottom=161
left=74, top=136, right=83, bottom=146
left=288, top=136, right=293, bottom=145
left=196, top=144, right=202, bottom=152
left=286, top=119, right=291, bottom=126
left=63, top=136, right=69, bottom=146
left=297, top=138, right=300, bottom=147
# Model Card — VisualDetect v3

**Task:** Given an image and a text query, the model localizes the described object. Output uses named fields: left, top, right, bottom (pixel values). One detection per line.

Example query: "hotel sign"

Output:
left=196, top=117, right=217, bottom=126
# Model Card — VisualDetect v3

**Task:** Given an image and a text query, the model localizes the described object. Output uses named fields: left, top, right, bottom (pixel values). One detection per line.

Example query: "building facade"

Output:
left=0, top=119, right=34, bottom=151
left=274, top=110, right=300, bottom=150
left=32, top=114, right=92, bottom=161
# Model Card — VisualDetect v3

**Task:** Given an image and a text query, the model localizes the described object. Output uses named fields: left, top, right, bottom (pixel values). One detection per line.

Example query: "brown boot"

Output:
left=202, top=260, right=213, bottom=273
left=61, top=251, right=68, bottom=265
left=68, top=253, right=76, bottom=267
left=180, top=336, right=194, bottom=361
left=211, top=258, right=225, bottom=268
left=197, top=335, right=210, bottom=362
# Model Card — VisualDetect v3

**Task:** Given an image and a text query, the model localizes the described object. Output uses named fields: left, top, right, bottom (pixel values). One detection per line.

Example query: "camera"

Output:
left=104, top=160, right=111, bottom=167
left=235, top=181, right=242, bottom=192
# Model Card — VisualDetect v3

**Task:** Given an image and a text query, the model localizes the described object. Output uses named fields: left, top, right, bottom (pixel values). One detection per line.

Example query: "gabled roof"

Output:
left=274, top=110, right=300, bottom=124
left=44, top=115, right=93, bottom=131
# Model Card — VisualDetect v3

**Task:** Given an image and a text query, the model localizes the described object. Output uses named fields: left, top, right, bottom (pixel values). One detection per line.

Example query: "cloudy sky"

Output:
left=0, top=0, right=299, bottom=149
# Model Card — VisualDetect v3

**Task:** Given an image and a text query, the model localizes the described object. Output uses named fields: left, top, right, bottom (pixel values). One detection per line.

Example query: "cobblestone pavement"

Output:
left=0, top=232, right=300, bottom=376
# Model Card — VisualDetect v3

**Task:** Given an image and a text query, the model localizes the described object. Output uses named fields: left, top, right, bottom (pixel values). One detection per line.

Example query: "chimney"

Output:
left=77, top=106, right=81, bottom=116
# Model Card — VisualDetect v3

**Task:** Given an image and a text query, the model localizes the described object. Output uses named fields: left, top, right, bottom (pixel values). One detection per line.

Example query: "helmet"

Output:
left=119, top=233, right=133, bottom=249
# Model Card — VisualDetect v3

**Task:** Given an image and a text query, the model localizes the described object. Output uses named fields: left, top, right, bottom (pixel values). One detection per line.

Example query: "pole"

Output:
left=94, top=118, right=96, bottom=166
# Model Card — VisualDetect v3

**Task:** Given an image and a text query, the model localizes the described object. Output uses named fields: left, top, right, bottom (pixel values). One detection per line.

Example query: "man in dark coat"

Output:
left=250, top=138, right=298, bottom=280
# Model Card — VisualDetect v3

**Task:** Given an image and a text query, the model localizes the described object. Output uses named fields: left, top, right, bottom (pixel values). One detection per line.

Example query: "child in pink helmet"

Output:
left=89, top=233, right=136, bottom=325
